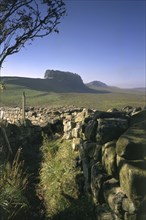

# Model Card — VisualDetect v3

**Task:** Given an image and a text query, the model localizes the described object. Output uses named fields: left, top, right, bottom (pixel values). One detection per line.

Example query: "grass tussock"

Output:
left=0, top=148, right=29, bottom=219
left=39, top=136, right=95, bottom=220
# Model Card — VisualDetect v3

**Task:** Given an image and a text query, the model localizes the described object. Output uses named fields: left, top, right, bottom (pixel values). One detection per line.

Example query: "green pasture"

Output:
left=0, top=83, right=145, bottom=111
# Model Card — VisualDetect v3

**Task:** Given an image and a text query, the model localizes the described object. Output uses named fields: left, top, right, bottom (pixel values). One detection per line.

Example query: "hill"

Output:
left=86, top=80, right=108, bottom=88
left=1, top=72, right=108, bottom=93
left=130, top=87, right=146, bottom=92
left=86, top=81, right=146, bottom=94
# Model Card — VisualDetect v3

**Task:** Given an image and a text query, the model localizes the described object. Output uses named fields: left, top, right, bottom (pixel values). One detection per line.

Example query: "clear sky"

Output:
left=1, top=0, right=146, bottom=88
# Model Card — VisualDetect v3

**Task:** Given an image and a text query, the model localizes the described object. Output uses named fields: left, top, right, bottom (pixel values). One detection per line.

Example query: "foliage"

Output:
left=0, top=0, right=66, bottom=67
left=0, top=148, right=29, bottom=219
left=39, top=137, right=95, bottom=220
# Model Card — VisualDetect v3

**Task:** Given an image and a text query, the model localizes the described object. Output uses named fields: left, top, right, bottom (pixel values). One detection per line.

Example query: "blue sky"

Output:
left=1, top=0, right=145, bottom=88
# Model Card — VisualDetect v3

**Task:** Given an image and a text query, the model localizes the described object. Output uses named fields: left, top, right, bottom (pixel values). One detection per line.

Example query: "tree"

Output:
left=0, top=0, right=66, bottom=67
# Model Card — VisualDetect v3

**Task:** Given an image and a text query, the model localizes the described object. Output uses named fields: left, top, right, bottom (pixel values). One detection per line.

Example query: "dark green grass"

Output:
left=0, top=83, right=145, bottom=111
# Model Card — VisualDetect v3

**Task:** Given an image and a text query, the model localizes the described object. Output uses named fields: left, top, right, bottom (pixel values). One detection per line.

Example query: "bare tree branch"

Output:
left=0, top=0, right=66, bottom=67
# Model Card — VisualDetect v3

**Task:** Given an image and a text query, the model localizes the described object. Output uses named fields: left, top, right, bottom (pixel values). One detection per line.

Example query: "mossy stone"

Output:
left=119, top=161, right=146, bottom=205
left=116, top=120, right=146, bottom=160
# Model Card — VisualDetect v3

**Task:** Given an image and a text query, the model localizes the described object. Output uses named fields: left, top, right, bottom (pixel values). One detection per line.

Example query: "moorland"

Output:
left=0, top=75, right=145, bottom=110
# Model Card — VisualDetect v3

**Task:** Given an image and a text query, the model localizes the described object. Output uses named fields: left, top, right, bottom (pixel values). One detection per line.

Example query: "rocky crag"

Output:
left=0, top=105, right=146, bottom=219
left=44, top=69, right=90, bottom=92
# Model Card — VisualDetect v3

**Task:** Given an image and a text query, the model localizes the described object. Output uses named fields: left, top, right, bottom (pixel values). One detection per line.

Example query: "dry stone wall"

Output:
left=62, top=106, right=146, bottom=219
left=0, top=105, right=146, bottom=219
left=0, top=106, right=84, bottom=125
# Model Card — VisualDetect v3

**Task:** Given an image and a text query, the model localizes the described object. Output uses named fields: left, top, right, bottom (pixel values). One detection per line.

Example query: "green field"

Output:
left=0, top=83, right=145, bottom=111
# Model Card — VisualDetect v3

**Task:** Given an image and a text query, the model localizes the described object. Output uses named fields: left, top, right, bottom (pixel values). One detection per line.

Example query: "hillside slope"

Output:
left=1, top=74, right=109, bottom=93
left=86, top=80, right=108, bottom=88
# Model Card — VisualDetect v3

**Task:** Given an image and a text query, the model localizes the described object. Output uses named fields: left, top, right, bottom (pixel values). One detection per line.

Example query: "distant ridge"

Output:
left=86, top=80, right=108, bottom=88
left=1, top=71, right=109, bottom=94
left=130, top=87, right=146, bottom=92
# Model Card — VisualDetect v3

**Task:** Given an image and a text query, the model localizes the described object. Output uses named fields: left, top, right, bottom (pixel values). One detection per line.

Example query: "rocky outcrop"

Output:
left=44, top=69, right=82, bottom=82
left=44, top=69, right=91, bottom=92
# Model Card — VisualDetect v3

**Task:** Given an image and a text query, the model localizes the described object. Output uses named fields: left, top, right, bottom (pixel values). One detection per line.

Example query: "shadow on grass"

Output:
left=1, top=76, right=111, bottom=94
left=50, top=194, right=96, bottom=220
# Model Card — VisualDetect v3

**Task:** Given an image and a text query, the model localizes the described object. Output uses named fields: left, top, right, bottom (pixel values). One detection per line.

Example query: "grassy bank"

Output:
left=39, top=137, right=95, bottom=220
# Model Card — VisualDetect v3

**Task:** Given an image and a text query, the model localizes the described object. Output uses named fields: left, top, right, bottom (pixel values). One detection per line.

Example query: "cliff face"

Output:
left=44, top=70, right=82, bottom=81
left=44, top=69, right=88, bottom=92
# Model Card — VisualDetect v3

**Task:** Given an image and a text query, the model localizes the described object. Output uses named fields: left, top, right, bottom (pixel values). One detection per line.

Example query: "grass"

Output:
left=0, top=148, right=29, bottom=219
left=0, top=83, right=145, bottom=110
left=39, top=136, right=95, bottom=220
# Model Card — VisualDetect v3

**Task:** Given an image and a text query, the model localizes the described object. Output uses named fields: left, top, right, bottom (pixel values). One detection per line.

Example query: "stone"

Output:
left=91, top=162, right=110, bottom=204
left=130, top=109, right=146, bottom=126
left=79, top=142, right=91, bottom=192
left=116, top=120, right=146, bottom=159
left=136, top=213, right=146, bottom=220
left=63, top=120, right=76, bottom=132
left=103, top=178, right=125, bottom=218
left=122, top=106, right=133, bottom=114
left=27, top=111, right=35, bottom=117
left=122, top=198, right=136, bottom=214
left=74, top=109, right=88, bottom=122
left=71, top=123, right=81, bottom=138
left=0, top=110, right=4, bottom=119
left=97, top=212, right=115, bottom=220
left=102, top=140, right=118, bottom=177
left=107, top=108, right=118, bottom=112
left=62, top=132, right=72, bottom=140
left=96, top=118, right=128, bottom=144
left=93, top=111, right=128, bottom=120
left=124, top=212, right=136, bottom=220
left=125, top=211, right=146, bottom=220
left=81, top=161, right=91, bottom=192
left=83, top=141, right=97, bottom=158
left=63, top=119, right=76, bottom=139
left=72, top=138, right=81, bottom=151
left=96, top=204, right=115, bottom=220
left=84, top=120, right=98, bottom=141
left=65, top=114, right=72, bottom=120
left=131, top=107, right=142, bottom=115
left=93, top=144, right=102, bottom=162
left=118, top=157, right=146, bottom=207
